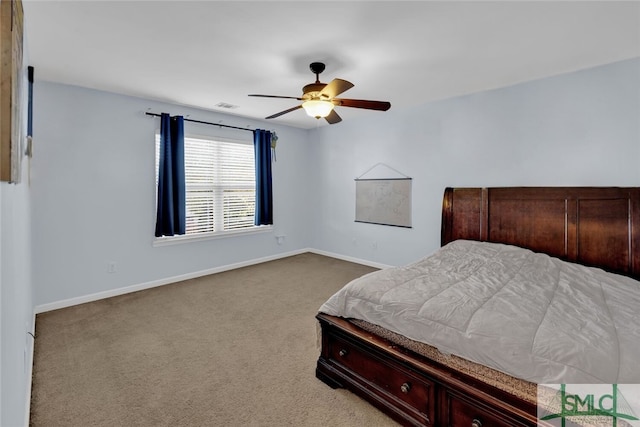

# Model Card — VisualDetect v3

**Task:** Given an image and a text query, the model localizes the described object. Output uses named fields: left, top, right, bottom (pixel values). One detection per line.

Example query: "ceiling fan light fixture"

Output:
left=249, top=62, right=390, bottom=124
left=302, top=100, right=334, bottom=118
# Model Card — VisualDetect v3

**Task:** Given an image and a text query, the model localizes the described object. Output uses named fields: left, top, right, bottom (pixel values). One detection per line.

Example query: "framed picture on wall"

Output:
left=0, top=0, right=24, bottom=183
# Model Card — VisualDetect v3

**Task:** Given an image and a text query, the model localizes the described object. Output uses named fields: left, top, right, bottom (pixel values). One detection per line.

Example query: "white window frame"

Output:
left=153, top=132, right=272, bottom=246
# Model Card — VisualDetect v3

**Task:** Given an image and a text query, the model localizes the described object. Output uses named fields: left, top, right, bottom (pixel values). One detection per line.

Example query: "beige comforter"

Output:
left=320, top=240, right=640, bottom=384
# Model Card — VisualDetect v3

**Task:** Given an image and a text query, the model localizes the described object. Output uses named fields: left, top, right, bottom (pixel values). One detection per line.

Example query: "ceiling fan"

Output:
left=249, top=62, right=391, bottom=124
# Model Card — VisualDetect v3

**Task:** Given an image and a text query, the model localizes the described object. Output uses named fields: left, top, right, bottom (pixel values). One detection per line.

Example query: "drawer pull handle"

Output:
left=400, top=382, right=411, bottom=394
left=339, top=349, right=348, bottom=357
left=471, top=419, right=482, bottom=427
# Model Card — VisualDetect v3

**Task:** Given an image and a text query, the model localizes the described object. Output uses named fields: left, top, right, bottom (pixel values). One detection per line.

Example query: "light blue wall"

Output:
left=31, top=83, right=312, bottom=307
left=0, top=168, right=33, bottom=427
left=308, top=58, right=640, bottom=266
left=31, top=58, right=640, bottom=306
left=1, top=30, right=33, bottom=427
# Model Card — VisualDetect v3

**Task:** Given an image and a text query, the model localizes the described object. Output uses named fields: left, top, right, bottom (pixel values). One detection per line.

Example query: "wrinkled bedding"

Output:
left=319, top=240, right=640, bottom=384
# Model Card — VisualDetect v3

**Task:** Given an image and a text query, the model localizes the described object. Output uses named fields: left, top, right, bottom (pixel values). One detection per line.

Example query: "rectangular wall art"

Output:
left=355, top=178, right=412, bottom=228
left=0, top=0, right=24, bottom=183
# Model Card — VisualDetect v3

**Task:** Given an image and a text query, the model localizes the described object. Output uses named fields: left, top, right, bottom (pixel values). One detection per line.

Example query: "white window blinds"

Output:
left=156, top=135, right=256, bottom=235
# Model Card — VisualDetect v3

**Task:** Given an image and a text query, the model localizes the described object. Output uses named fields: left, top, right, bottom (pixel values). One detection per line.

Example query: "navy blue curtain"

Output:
left=254, top=129, right=273, bottom=225
left=155, top=114, right=186, bottom=237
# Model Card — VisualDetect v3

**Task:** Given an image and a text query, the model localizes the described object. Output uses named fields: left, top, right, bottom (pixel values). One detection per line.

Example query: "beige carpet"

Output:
left=30, top=253, right=399, bottom=426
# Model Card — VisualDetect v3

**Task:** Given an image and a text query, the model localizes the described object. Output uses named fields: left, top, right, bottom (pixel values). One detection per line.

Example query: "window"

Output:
left=156, top=134, right=260, bottom=238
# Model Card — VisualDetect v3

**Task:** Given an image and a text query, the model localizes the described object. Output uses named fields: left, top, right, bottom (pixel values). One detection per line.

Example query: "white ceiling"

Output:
left=23, top=1, right=640, bottom=129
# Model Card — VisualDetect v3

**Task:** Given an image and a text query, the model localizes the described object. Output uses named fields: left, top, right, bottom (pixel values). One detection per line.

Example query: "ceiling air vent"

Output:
left=215, top=102, right=239, bottom=109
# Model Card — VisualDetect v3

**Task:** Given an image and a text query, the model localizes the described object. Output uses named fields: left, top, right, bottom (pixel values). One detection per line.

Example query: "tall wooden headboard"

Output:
left=441, top=187, right=640, bottom=279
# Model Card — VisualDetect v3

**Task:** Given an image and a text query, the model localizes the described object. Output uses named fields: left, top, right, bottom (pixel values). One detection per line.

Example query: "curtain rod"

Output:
left=145, top=112, right=268, bottom=133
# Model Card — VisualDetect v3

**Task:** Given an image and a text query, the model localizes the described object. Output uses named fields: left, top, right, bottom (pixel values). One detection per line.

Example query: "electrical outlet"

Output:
left=107, top=262, right=116, bottom=273
left=275, top=235, right=285, bottom=245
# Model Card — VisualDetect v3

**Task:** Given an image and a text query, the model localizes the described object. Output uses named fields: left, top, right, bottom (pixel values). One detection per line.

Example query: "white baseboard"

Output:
left=308, top=248, right=393, bottom=270
left=33, top=248, right=392, bottom=314
left=34, top=249, right=308, bottom=314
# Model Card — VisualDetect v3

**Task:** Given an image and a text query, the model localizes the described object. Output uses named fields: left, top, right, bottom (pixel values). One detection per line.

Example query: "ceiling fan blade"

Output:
left=325, top=109, right=342, bottom=124
left=265, top=105, right=303, bottom=119
left=333, top=98, right=391, bottom=111
left=320, top=79, right=354, bottom=99
left=249, top=94, right=303, bottom=101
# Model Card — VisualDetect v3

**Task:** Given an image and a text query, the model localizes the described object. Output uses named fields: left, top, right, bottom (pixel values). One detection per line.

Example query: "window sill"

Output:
left=153, top=225, right=273, bottom=247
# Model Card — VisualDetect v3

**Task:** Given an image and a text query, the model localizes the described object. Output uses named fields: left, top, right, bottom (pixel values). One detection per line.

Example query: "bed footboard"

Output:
left=316, top=313, right=540, bottom=427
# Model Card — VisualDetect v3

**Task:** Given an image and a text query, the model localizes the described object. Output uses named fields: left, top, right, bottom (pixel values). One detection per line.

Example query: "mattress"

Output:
left=319, top=240, right=640, bottom=384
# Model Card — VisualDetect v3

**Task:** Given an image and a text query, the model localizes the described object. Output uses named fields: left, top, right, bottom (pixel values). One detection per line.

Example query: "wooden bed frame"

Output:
left=316, top=187, right=640, bottom=427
